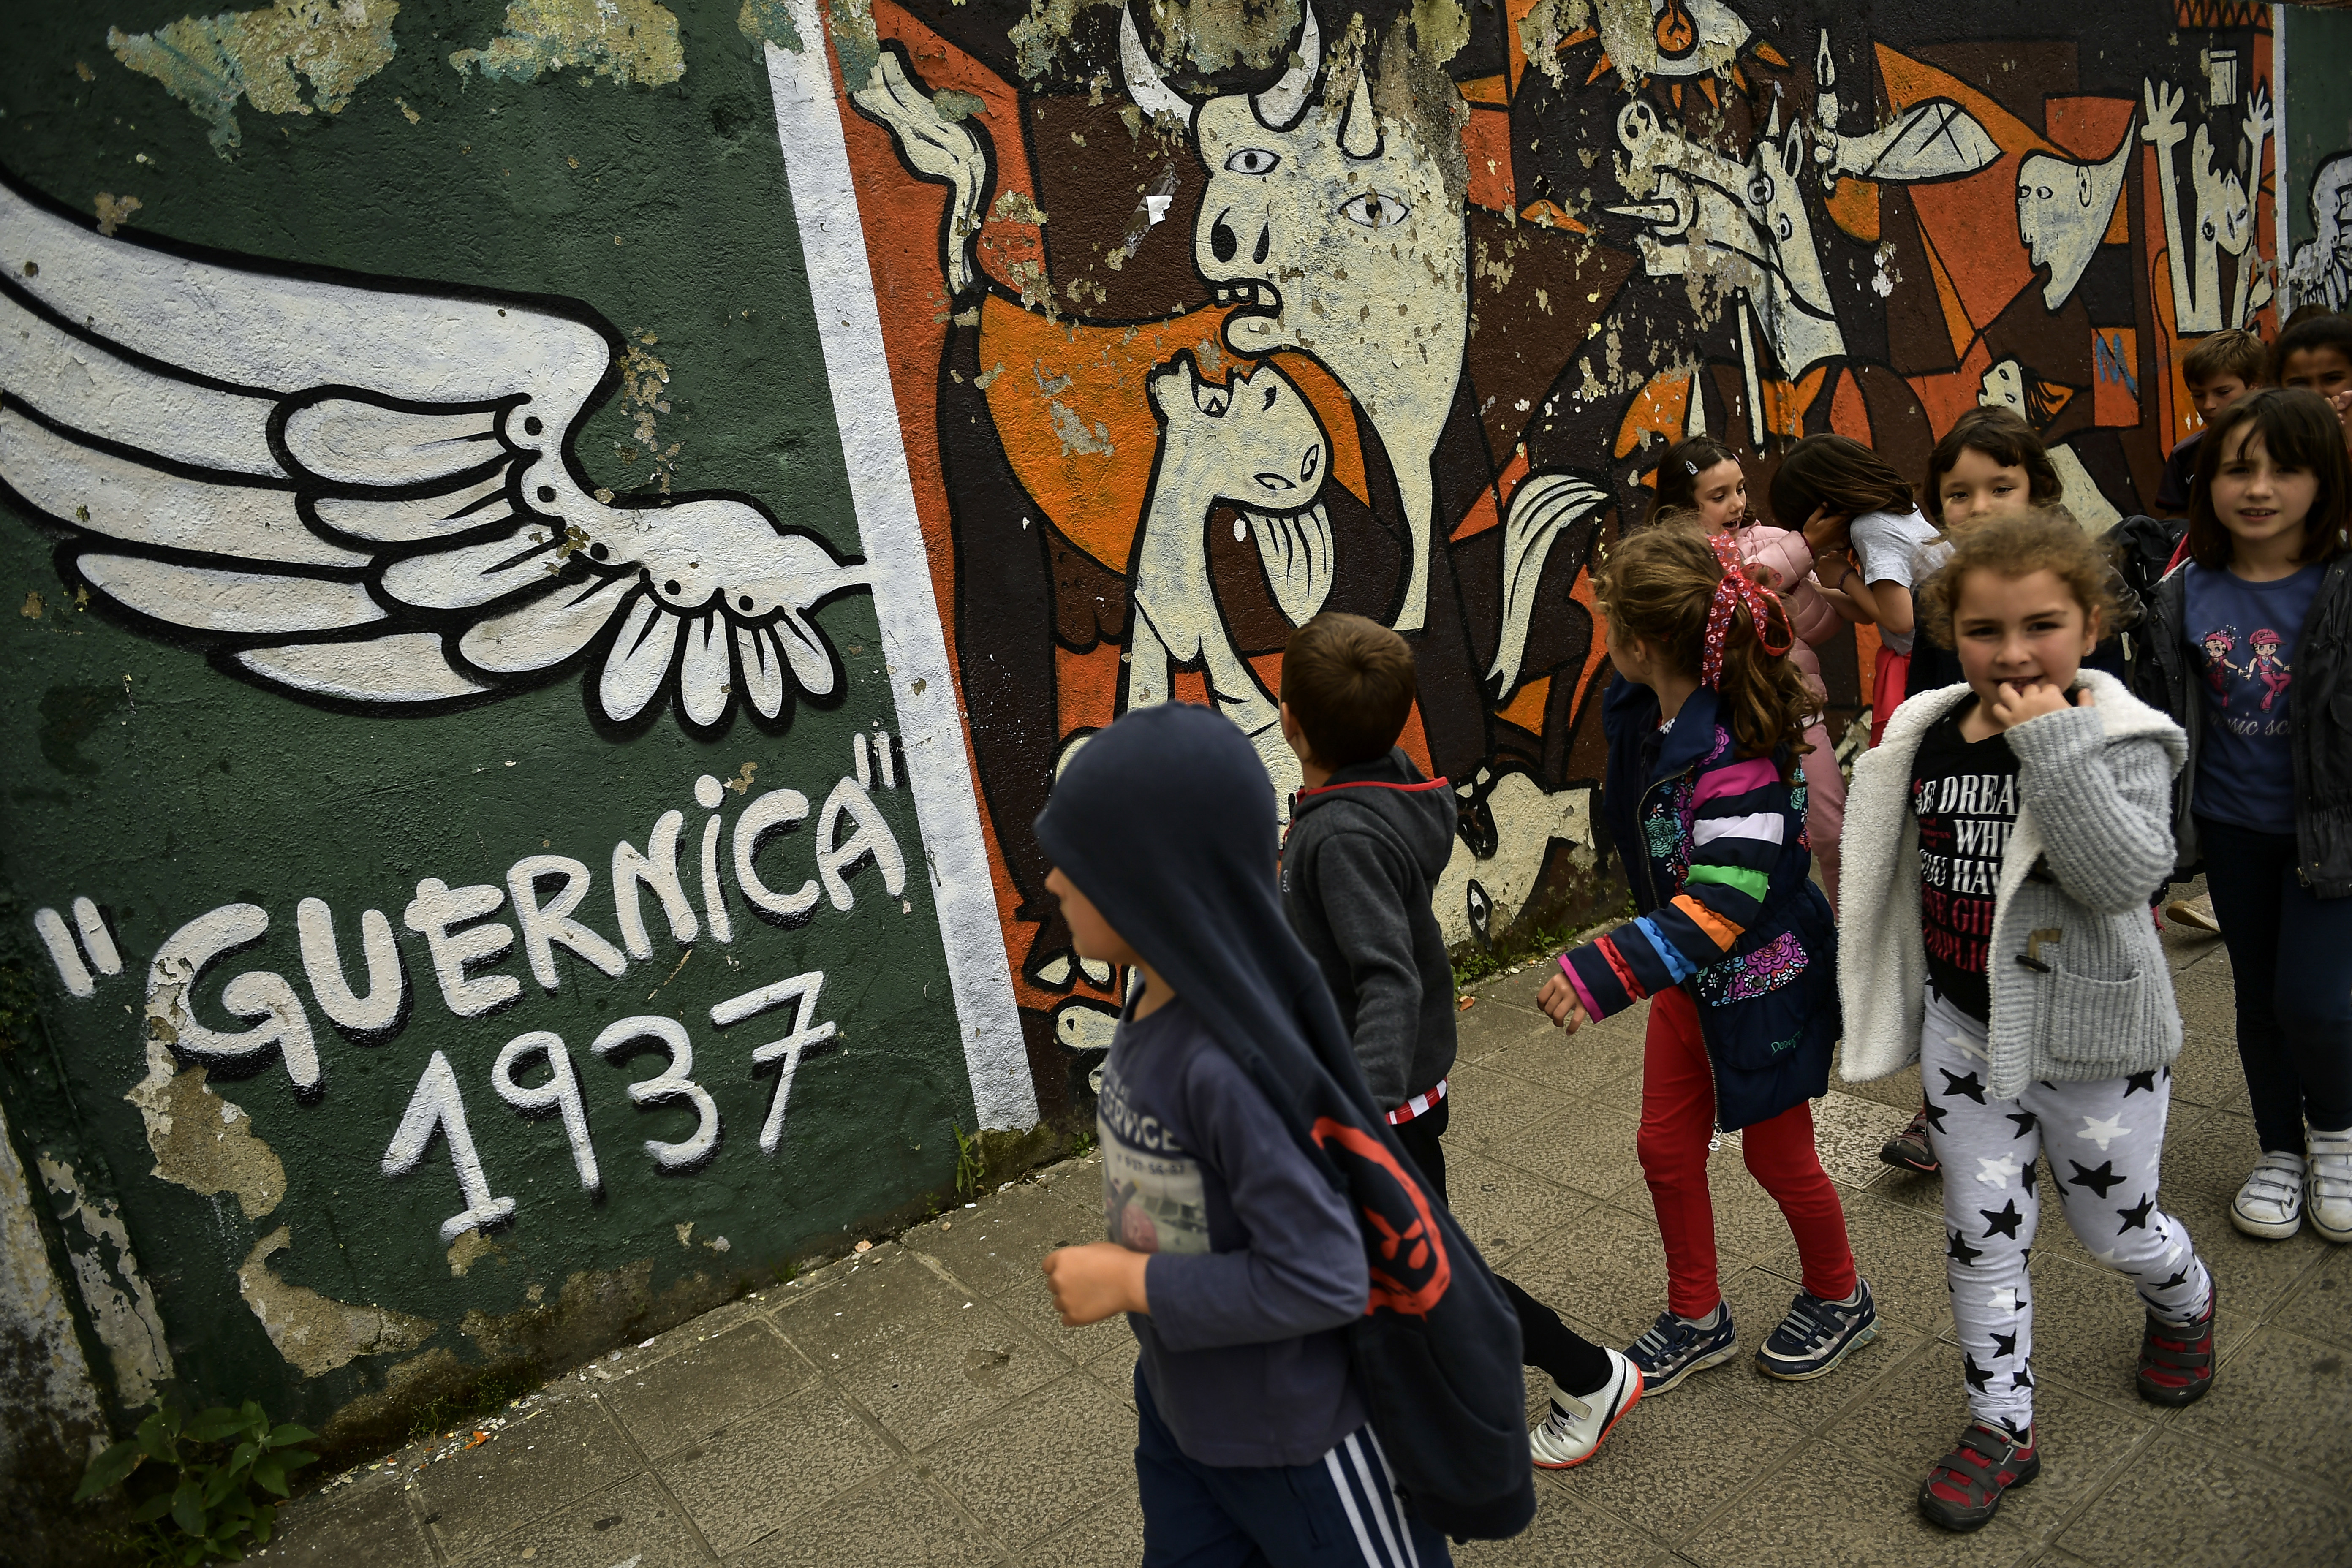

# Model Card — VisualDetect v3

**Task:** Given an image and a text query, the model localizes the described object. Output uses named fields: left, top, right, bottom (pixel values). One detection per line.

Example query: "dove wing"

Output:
left=0, top=171, right=854, bottom=727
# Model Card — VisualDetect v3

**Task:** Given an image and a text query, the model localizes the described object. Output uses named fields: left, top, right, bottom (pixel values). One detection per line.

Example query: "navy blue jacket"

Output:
left=1569, top=679, right=1836, bottom=1130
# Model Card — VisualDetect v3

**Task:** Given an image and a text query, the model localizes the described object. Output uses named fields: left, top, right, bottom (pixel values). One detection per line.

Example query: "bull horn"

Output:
left=1252, top=4, right=1321, bottom=130
left=1120, top=6, right=1194, bottom=127
left=1340, top=61, right=1381, bottom=159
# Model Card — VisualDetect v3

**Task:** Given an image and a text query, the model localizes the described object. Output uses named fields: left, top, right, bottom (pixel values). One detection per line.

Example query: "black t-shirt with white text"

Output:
left=1910, top=705, right=2020, bottom=1023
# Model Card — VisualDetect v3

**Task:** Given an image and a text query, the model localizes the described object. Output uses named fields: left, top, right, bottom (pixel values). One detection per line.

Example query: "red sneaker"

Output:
left=2137, top=1288, right=2216, bottom=1407
left=1918, top=1421, right=2039, bottom=1533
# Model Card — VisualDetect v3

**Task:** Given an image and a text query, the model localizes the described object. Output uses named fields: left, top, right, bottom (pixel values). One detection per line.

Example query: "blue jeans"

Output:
left=1134, top=1366, right=1452, bottom=1568
left=2197, top=815, right=2352, bottom=1149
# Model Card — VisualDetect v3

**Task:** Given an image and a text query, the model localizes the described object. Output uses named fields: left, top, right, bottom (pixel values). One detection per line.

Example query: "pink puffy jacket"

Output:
left=1730, top=522, right=1840, bottom=699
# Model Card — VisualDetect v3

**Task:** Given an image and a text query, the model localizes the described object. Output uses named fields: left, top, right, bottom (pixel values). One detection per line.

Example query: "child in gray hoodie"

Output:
left=1278, top=612, right=1640, bottom=1470
left=1838, top=512, right=2216, bottom=1533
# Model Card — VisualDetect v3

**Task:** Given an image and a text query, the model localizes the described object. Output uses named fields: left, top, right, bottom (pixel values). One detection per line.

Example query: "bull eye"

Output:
left=1262, top=384, right=1278, bottom=410
left=1224, top=148, right=1280, bottom=175
left=2037, top=185, right=2053, bottom=200
left=1301, top=446, right=1320, bottom=482
left=1746, top=171, right=1774, bottom=207
left=1340, top=190, right=1408, bottom=229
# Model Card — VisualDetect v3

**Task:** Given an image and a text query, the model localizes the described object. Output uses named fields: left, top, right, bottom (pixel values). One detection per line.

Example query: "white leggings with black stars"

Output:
left=1919, top=989, right=2213, bottom=1433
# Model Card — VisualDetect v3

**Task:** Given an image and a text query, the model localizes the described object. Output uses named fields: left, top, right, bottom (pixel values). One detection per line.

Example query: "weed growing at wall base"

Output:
left=75, top=1397, right=318, bottom=1564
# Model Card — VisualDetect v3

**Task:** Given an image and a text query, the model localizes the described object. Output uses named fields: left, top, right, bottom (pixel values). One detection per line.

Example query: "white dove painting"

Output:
left=0, top=171, right=864, bottom=733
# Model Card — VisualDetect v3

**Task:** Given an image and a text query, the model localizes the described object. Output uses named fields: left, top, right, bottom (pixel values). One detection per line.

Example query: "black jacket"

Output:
left=1034, top=705, right=1534, bottom=1539
left=2132, top=555, right=2352, bottom=895
left=1281, top=748, right=1459, bottom=1109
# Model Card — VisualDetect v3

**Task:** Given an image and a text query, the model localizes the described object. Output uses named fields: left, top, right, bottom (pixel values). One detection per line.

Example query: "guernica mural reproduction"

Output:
left=0, top=0, right=2296, bottom=1458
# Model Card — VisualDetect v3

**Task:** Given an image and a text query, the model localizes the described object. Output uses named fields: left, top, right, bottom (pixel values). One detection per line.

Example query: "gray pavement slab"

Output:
left=263, top=929, right=2352, bottom=1567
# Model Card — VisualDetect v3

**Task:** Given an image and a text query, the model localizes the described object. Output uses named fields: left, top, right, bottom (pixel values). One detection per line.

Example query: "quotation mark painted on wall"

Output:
left=853, top=725, right=899, bottom=792
left=33, top=899, right=121, bottom=998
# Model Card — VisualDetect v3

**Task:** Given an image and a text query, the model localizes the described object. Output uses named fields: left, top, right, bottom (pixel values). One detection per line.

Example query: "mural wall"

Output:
left=0, top=0, right=2316, bottom=1502
left=2284, top=1, right=2352, bottom=313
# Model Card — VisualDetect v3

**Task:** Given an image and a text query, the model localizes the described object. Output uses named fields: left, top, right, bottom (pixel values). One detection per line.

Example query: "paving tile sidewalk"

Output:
left=263, top=917, right=2352, bottom=1568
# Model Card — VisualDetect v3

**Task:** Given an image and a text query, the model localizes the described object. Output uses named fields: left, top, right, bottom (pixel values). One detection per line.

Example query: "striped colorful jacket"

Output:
left=1556, top=679, right=1836, bottom=1130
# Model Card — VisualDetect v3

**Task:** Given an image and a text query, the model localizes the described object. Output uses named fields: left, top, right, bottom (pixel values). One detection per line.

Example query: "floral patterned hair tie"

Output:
left=1699, top=532, right=1794, bottom=690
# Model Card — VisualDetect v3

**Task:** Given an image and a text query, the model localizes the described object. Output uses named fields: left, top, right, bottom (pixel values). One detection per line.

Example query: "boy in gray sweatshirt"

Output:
left=1277, top=612, right=1642, bottom=1470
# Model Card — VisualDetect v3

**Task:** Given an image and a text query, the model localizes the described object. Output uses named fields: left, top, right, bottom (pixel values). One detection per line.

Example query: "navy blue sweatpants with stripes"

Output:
left=1134, top=1367, right=1452, bottom=1568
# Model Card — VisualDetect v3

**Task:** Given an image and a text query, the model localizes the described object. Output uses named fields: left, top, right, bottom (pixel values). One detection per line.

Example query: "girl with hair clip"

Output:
left=1654, top=438, right=1851, bottom=904
left=2136, top=387, right=2352, bottom=1247
left=1842, top=509, right=2217, bottom=1532
left=1771, top=434, right=1941, bottom=748
left=1534, top=520, right=1875, bottom=1397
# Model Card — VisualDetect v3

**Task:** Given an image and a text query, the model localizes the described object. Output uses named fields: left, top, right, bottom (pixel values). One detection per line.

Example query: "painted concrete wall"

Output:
left=0, top=0, right=2298, bottom=1505
left=2283, top=2, right=2352, bottom=311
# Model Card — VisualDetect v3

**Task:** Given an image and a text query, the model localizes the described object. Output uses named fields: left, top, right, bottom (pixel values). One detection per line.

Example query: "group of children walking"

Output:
left=1035, top=318, right=2352, bottom=1565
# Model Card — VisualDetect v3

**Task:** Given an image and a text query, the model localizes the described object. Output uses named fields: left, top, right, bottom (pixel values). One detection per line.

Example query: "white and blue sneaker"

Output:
left=1624, top=1304, right=1738, bottom=1394
left=1755, top=1277, right=1879, bottom=1381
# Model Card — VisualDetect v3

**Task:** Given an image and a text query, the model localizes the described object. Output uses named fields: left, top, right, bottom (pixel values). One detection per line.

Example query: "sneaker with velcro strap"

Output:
left=1528, top=1348, right=1642, bottom=1469
left=2136, top=1287, right=2215, bottom=1407
left=1918, top=1421, right=2038, bottom=1532
left=2231, top=1152, right=2306, bottom=1239
left=2307, top=1128, right=2352, bottom=1245
left=1754, top=1277, right=1879, bottom=1381
left=1622, top=1305, right=1738, bottom=1395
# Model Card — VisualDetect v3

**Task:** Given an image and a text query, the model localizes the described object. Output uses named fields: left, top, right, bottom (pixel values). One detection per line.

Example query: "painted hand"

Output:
left=2245, top=82, right=2273, bottom=152
left=1536, top=972, right=1589, bottom=1032
left=2142, top=79, right=2186, bottom=150
left=1042, top=1242, right=1150, bottom=1326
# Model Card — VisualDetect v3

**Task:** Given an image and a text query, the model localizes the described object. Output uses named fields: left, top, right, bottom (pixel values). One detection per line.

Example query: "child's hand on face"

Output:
left=2330, top=389, right=2352, bottom=451
left=1535, top=973, right=1590, bottom=1033
left=1800, top=503, right=1852, bottom=555
left=1986, top=679, right=2095, bottom=731
left=1042, top=1242, right=1151, bottom=1326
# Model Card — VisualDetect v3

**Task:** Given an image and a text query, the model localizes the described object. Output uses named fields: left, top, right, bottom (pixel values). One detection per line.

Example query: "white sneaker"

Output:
left=1529, top=1348, right=1642, bottom=1469
left=2231, top=1152, right=2306, bottom=1239
left=2307, top=1129, right=2352, bottom=1245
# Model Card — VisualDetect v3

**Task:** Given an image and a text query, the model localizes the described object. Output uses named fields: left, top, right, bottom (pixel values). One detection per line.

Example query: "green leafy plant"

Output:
left=74, top=1398, right=318, bottom=1564
left=951, top=1120, right=985, bottom=1202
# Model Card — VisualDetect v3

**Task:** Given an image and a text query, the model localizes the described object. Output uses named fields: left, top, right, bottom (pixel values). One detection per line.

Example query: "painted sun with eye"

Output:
left=1557, top=0, right=1792, bottom=111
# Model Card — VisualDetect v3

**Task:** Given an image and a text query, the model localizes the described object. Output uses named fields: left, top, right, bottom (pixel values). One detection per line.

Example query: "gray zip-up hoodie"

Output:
left=1839, top=669, right=2186, bottom=1100
left=1280, top=747, right=1459, bottom=1109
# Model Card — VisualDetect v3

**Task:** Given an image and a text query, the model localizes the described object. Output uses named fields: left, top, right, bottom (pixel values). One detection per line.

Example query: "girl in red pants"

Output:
left=1537, top=519, right=1876, bottom=1392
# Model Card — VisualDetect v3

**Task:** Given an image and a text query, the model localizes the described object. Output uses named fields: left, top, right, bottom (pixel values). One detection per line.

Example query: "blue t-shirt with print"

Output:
left=2186, top=560, right=2322, bottom=834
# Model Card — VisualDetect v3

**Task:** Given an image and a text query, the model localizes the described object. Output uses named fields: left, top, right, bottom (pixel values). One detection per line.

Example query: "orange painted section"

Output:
left=1881, top=44, right=2055, bottom=350
left=1464, top=106, right=1517, bottom=214
left=1498, top=674, right=1551, bottom=731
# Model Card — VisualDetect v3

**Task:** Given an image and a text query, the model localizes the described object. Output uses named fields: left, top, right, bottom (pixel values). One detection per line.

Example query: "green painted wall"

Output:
left=2285, top=1, right=2352, bottom=307
left=0, top=0, right=1018, bottom=1460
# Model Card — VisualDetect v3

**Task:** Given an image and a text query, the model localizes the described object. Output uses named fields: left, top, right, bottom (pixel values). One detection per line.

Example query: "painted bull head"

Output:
left=1120, top=5, right=1468, bottom=635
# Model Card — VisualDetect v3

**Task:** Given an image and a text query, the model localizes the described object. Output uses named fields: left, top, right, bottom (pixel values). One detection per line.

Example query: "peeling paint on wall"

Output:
left=35, top=1156, right=173, bottom=1408
left=451, top=0, right=687, bottom=88
left=237, top=1226, right=436, bottom=1378
left=737, top=0, right=805, bottom=54
left=109, top=0, right=400, bottom=157
left=1, top=1103, right=103, bottom=1454
left=122, top=1039, right=288, bottom=1220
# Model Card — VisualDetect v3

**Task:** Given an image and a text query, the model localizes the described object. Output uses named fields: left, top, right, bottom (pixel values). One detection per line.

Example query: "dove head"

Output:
left=619, top=499, right=851, bottom=618
left=1146, top=350, right=1329, bottom=512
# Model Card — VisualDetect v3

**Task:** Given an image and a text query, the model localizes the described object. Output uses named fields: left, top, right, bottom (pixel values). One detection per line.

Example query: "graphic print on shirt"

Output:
left=2195, top=619, right=2292, bottom=728
left=1912, top=729, right=2021, bottom=1019
left=1096, top=1057, right=1210, bottom=1255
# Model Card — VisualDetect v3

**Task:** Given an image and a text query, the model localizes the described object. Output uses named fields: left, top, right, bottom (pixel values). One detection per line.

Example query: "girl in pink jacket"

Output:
left=1651, top=437, right=1849, bottom=905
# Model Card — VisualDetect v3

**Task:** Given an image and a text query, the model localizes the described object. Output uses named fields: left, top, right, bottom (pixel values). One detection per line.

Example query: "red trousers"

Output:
left=1639, top=986, right=1857, bottom=1318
